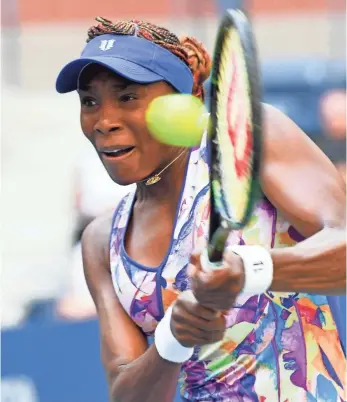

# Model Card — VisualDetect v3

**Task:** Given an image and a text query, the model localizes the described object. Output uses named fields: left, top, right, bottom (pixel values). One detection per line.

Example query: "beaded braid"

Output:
left=87, top=17, right=211, bottom=101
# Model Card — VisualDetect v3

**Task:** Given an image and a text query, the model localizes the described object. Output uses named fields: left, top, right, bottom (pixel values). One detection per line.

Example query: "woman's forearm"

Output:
left=270, top=227, right=346, bottom=294
left=110, top=344, right=181, bottom=402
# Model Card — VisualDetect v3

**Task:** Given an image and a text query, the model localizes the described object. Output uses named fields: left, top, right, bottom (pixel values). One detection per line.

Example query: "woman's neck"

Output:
left=135, top=149, right=190, bottom=210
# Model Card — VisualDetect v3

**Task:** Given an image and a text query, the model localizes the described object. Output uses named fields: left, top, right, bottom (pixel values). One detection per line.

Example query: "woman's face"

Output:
left=78, top=64, right=178, bottom=185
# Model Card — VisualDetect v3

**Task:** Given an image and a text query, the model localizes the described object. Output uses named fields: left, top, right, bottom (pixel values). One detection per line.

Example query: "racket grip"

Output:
left=200, top=248, right=224, bottom=272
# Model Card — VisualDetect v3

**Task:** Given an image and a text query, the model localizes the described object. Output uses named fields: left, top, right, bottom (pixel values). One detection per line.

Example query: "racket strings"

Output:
left=213, top=26, right=254, bottom=224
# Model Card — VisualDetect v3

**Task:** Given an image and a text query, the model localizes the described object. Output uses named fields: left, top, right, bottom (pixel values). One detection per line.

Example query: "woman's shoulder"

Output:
left=83, top=189, right=134, bottom=252
left=82, top=210, right=115, bottom=266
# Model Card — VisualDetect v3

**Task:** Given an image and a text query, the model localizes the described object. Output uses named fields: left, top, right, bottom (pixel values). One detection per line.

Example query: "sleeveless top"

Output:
left=109, top=136, right=346, bottom=402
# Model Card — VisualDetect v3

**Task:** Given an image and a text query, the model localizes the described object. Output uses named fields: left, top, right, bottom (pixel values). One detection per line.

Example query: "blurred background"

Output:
left=1, top=0, right=346, bottom=401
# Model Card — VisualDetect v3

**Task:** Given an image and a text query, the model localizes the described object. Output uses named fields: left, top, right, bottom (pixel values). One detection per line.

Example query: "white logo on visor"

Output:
left=99, top=39, right=115, bottom=51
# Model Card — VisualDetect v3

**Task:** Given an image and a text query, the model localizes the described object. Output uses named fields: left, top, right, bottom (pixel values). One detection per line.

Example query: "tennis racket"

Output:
left=201, top=8, right=262, bottom=269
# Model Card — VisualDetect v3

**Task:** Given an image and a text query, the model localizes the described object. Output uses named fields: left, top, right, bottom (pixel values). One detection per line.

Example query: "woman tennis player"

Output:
left=56, top=18, right=346, bottom=402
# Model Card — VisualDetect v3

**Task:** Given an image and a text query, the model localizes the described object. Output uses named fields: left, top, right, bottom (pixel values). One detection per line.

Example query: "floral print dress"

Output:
left=109, top=135, right=346, bottom=401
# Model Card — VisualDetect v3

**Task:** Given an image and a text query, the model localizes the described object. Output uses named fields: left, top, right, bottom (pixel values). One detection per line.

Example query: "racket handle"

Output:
left=200, top=246, right=273, bottom=295
left=200, top=248, right=224, bottom=272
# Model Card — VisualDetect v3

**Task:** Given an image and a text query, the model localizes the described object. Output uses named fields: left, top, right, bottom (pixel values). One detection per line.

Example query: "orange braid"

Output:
left=87, top=17, right=211, bottom=101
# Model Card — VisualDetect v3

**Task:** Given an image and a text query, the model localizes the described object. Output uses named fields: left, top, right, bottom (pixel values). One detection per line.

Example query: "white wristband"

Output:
left=154, top=305, right=194, bottom=363
left=229, top=245, right=273, bottom=295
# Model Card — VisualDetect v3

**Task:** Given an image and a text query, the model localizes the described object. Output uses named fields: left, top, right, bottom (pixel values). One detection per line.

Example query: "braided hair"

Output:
left=87, top=17, right=212, bottom=101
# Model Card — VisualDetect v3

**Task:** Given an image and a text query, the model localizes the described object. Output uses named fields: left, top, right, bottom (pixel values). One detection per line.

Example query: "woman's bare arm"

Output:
left=82, top=213, right=181, bottom=402
left=261, top=104, right=346, bottom=294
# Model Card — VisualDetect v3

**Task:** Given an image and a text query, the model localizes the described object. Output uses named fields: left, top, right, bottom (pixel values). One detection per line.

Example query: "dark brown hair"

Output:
left=87, top=17, right=212, bottom=101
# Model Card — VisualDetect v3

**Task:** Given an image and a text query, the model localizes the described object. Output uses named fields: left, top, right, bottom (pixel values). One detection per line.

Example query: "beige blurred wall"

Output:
left=3, top=12, right=345, bottom=92
left=5, top=0, right=344, bottom=91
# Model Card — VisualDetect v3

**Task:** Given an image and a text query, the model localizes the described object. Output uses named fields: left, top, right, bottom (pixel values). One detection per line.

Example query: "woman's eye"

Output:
left=119, top=94, right=138, bottom=103
left=80, top=97, right=97, bottom=107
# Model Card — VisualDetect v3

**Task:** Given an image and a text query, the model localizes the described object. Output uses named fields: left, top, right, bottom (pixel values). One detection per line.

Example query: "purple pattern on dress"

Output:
left=109, top=138, right=346, bottom=402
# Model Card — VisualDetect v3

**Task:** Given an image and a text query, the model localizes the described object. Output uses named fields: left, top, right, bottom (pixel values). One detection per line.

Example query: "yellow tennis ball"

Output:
left=146, top=94, right=208, bottom=147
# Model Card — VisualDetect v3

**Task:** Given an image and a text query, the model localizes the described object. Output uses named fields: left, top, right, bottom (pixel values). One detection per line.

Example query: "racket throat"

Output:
left=207, top=227, right=230, bottom=263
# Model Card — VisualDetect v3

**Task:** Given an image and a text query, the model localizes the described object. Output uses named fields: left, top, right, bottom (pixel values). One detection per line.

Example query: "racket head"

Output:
left=207, top=9, right=262, bottom=260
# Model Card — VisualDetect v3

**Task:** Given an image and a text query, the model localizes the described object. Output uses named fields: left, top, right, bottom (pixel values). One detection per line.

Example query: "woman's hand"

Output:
left=170, top=290, right=227, bottom=348
left=188, top=252, right=245, bottom=312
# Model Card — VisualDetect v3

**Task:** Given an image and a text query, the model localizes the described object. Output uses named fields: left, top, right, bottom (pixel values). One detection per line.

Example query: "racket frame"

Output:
left=207, top=9, right=263, bottom=263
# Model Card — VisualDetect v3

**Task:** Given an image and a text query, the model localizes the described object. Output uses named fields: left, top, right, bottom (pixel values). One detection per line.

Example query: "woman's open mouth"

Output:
left=101, top=146, right=136, bottom=160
